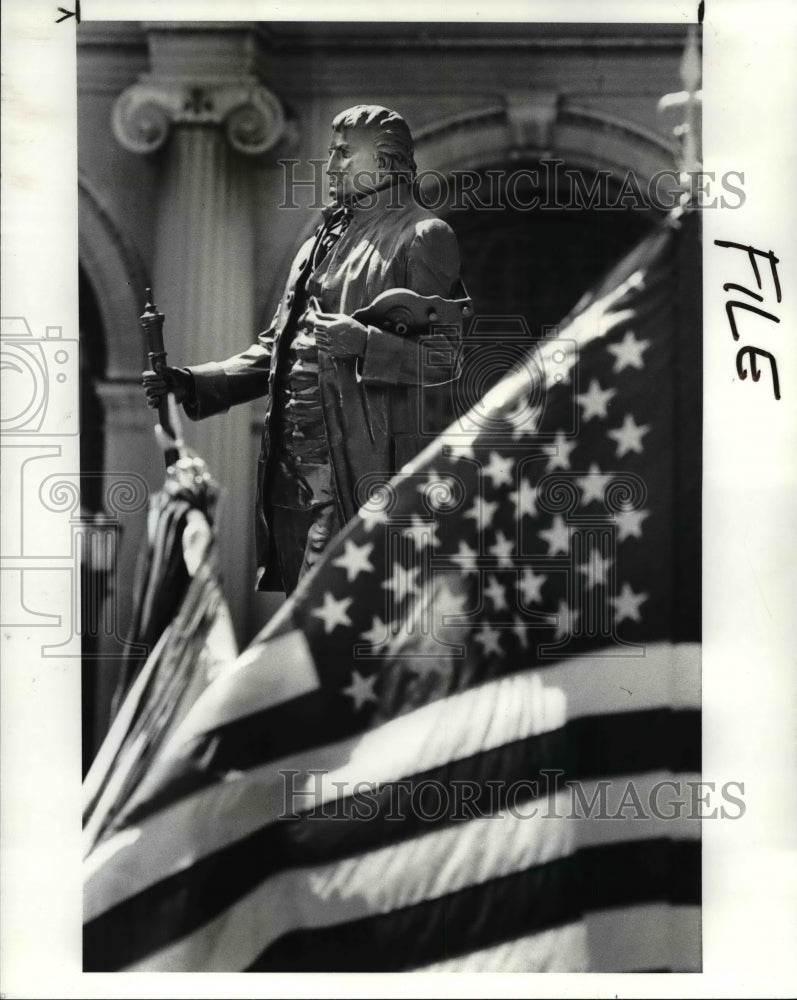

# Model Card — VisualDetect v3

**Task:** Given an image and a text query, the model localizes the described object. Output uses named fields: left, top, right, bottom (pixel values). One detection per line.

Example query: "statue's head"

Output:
left=327, top=105, right=416, bottom=202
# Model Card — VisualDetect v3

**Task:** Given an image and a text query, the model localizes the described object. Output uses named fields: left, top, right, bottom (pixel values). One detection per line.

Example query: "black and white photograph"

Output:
left=1, top=0, right=795, bottom=995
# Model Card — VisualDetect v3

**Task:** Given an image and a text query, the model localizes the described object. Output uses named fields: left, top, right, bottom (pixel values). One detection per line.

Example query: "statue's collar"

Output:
left=323, top=180, right=412, bottom=225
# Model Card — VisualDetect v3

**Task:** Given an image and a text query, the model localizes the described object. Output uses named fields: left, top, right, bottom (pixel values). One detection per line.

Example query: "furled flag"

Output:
left=83, top=204, right=701, bottom=973
left=82, top=451, right=237, bottom=854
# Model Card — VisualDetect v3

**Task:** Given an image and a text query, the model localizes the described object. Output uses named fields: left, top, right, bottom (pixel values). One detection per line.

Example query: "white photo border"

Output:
left=1, top=1, right=795, bottom=996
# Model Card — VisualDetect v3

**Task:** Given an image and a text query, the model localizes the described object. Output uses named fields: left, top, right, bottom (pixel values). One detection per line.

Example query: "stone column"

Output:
left=111, top=27, right=287, bottom=645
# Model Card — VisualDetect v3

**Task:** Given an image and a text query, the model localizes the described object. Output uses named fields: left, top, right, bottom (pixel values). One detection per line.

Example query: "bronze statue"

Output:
left=143, top=105, right=470, bottom=595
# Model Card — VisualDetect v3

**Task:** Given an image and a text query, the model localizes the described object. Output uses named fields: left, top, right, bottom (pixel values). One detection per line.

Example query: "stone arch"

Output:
left=413, top=99, right=678, bottom=183
left=78, top=173, right=150, bottom=379
left=410, top=99, right=677, bottom=349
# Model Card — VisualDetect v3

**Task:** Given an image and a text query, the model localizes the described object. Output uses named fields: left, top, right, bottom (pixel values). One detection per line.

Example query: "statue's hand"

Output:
left=141, top=366, right=191, bottom=408
left=311, top=312, right=368, bottom=358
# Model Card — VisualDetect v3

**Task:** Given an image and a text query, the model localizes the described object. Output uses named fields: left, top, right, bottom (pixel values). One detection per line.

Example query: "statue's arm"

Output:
left=182, top=236, right=316, bottom=420
left=182, top=324, right=276, bottom=421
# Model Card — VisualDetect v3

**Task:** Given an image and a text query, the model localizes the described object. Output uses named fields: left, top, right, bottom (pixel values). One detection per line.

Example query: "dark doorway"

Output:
left=442, top=163, right=657, bottom=334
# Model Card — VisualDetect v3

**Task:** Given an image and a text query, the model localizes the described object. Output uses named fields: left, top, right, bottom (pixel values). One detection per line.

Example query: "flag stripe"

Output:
left=112, top=640, right=699, bottom=830
left=84, top=707, right=698, bottom=968
left=84, top=709, right=700, bottom=920
left=244, top=839, right=700, bottom=971
left=86, top=704, right=698, bottom=927
left=119, top=776, right=698, bottom=972
left=169, top=628, right=319, bottom=737
left=418, top=903, right=700, bottom=972
left=84, top=686, right=698, bottom=922
left=420, top=919, right=590, bottom=973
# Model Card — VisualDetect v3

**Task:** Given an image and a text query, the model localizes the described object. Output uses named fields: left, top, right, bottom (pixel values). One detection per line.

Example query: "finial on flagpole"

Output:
left=658, top=24, right=702, bottom=199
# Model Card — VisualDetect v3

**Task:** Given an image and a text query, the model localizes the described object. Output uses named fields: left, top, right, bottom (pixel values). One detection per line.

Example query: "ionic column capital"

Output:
left=112, top=77, right=286, bottom=156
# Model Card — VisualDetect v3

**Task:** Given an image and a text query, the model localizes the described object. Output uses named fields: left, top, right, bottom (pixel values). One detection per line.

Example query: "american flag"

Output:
left=82, top=457, right=237, bottom=854
left=84, top=206, right=701, bottom=972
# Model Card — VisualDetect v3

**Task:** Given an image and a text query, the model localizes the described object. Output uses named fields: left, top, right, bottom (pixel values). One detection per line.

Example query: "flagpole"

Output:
left=658, top=24, right=702, bottom=205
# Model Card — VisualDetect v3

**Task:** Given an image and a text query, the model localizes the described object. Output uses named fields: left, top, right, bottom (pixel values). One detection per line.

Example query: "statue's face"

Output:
left=326, top=127, right=383, bottom=202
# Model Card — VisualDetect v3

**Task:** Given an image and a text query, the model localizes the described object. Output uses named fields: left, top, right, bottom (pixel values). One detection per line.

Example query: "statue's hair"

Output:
left=331, top=105, right=417, bottom=179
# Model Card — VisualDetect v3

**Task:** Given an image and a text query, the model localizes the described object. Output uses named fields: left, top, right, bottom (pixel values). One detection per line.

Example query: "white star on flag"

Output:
left=610, top=582, right=648, bottom=623
left=359, top=615, right=390, bottom=650
left=482, top=450, right=514, bottom=489
left=401, top=515, right=439, bottom=551
left=451, top=539, right=478, bottom=575
left=332, top=539, right=375, bottom=582
left=576, top=379, right=616, bottom=421
left=432, top=577, right=471, bottom=627
left=608, top=413, right=650, bottom=458
left=415, top=470, right=456, bottom=508
left=312, top=592, right=354, bottom=634
left=473, top=625, right=502, bottom=656
left=538, top=514, right=570, bottom=556
left=342, top=669, right=378, bottom=711
left=488, top=530, right=514, bottom=567
left=615, top=508, right=650, bottom=542
left=501, top=399, right=542, bottom=439
left=381, top=561, right=420, bottom=603
left=577, top=464, right=613, bottom=506
left=546, top=430, right=578, bottom=471
left=508, top=478, right=538, bottom=520
left=358, top=501, right=389, bottom=533
left=415, top=469, right=441, bottom=492
left=607, top=330, right=650, bottom=373
left=519, top=567, right=547, bottom=604
left=484, top=574, right=508, bottom=611
left=464, top=496, right=499, bottom=532
left=577, top=549, right=614, bottom=589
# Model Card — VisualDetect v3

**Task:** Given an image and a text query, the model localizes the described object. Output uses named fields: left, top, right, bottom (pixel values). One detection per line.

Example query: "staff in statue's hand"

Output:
left=140, top=289, right=181, bottom=465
